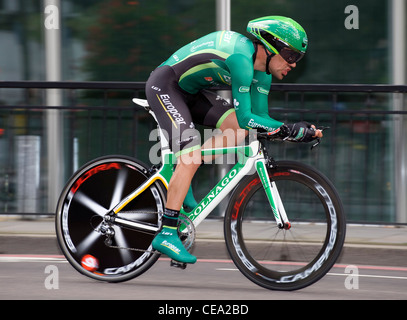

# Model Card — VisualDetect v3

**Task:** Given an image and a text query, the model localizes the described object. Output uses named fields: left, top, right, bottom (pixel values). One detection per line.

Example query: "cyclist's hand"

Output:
left=313, top=126, right=323, bottom=138
left=279, top=121, right=321, bottom=143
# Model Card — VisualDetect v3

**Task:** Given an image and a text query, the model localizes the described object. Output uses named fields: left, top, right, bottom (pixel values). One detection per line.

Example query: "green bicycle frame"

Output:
left=110, top=99, right=290, bottom=232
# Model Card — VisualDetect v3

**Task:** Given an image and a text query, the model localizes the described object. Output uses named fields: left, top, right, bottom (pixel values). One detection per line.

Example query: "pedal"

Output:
left=170, top=260, right=187, bottom=270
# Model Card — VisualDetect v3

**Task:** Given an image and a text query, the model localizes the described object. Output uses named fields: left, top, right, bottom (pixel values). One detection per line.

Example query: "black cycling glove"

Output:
left=279, top=121, right=317, bottom=143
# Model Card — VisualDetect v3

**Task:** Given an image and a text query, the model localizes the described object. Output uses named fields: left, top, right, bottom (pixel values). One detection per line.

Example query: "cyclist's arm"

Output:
left=251, top=71, right=274, bottom=118
left=226, top=54, right=283, bottom=131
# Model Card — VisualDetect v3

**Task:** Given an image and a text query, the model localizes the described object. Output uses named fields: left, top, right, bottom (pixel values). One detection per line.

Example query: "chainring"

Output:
left=177, top=213, right=196, bottom=252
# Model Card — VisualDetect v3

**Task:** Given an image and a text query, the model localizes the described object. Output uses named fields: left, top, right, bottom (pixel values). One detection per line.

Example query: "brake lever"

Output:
left=311, top=139, right=321, bottom=150
left=311, top=126, right=330, bottom=150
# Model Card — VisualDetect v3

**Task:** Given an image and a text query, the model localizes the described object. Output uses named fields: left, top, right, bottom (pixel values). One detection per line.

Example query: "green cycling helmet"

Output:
left=247, top=16, right=308, bottom=64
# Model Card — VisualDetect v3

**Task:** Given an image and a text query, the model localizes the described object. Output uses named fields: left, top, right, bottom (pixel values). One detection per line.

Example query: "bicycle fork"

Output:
left=255, top=158, right=291, bottom=230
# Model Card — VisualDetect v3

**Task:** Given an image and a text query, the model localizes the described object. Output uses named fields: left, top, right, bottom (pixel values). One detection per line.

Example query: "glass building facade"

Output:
left=0, top=0, right=398, bottom=83
left=0, top=0, right=406, bottom=223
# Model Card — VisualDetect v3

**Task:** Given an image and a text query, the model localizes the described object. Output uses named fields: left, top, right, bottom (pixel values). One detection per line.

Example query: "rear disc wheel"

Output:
left=55, top=156, right=166, bottom=282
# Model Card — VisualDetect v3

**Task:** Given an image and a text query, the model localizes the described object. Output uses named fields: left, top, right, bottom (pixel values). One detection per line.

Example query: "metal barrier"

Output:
left=0, top=81, right=406, bottom=223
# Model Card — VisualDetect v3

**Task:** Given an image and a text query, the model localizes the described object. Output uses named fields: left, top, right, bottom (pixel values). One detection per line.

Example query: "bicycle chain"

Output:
left=105, top=242, right=159, bottom=254
left=101, top=211, right=160, bottom=254
left=100, top=212, right=196, bottom=254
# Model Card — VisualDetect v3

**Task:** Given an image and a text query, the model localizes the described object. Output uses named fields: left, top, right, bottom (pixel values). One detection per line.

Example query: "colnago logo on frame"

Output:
left=192, top=168, right=238, bottom=217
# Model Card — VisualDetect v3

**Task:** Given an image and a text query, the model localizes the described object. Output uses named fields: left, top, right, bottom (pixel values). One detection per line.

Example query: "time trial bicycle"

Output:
left=55, top=98, right=346, bottom=291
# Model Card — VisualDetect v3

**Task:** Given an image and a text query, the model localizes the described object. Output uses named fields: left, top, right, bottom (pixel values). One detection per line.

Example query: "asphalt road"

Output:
left=1, top=239, right=407, bottom=301
left=1, top=219, right=406, bottom=303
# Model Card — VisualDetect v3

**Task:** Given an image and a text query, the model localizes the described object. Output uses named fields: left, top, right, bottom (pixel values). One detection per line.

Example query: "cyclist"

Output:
left=146, top=16, right=322, bottom=264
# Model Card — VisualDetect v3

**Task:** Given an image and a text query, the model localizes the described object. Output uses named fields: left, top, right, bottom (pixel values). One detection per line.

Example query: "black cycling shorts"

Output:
left=145, top=65, right=234, bottom=157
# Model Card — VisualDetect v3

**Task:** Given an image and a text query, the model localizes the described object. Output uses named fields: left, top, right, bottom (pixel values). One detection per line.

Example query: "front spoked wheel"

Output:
left=224, top=160, right=346, bottom=291
left=55, top=156, right=166, bottom=283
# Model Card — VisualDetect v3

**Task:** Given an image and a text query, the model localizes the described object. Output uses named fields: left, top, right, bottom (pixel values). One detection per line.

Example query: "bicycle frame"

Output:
left=107, top=99, right=290, bottom=233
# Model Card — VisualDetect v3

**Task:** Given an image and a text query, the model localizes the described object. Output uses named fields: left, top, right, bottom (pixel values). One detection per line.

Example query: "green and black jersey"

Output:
left=159, top=30, right=283, bottom=132
left=146, top=30, right=283, bottom=156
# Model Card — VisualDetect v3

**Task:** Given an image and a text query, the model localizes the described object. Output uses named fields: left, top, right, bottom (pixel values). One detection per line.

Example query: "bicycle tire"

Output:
left=55, top=155, right=166, bottom=283
left=224, top=160, right=346, bottom=291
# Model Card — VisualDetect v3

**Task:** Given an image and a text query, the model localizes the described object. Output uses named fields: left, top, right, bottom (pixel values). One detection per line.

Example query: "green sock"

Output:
left=161, top=208, right=179, bottom=227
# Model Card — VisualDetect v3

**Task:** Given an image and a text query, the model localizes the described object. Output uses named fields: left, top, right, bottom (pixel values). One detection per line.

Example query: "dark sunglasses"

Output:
left=261, top=31, right=305, bottom=64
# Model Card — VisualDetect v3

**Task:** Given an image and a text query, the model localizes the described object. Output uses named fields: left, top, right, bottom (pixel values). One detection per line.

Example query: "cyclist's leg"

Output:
left=146, top=66, right=199, bottom=263
left=190, top=90, right=248, bottom=163
left=151, top=149, right=200, bottom=263
left=166, top=150, right=201, bottom=210
left=146, top=65, right=202, bottom=204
